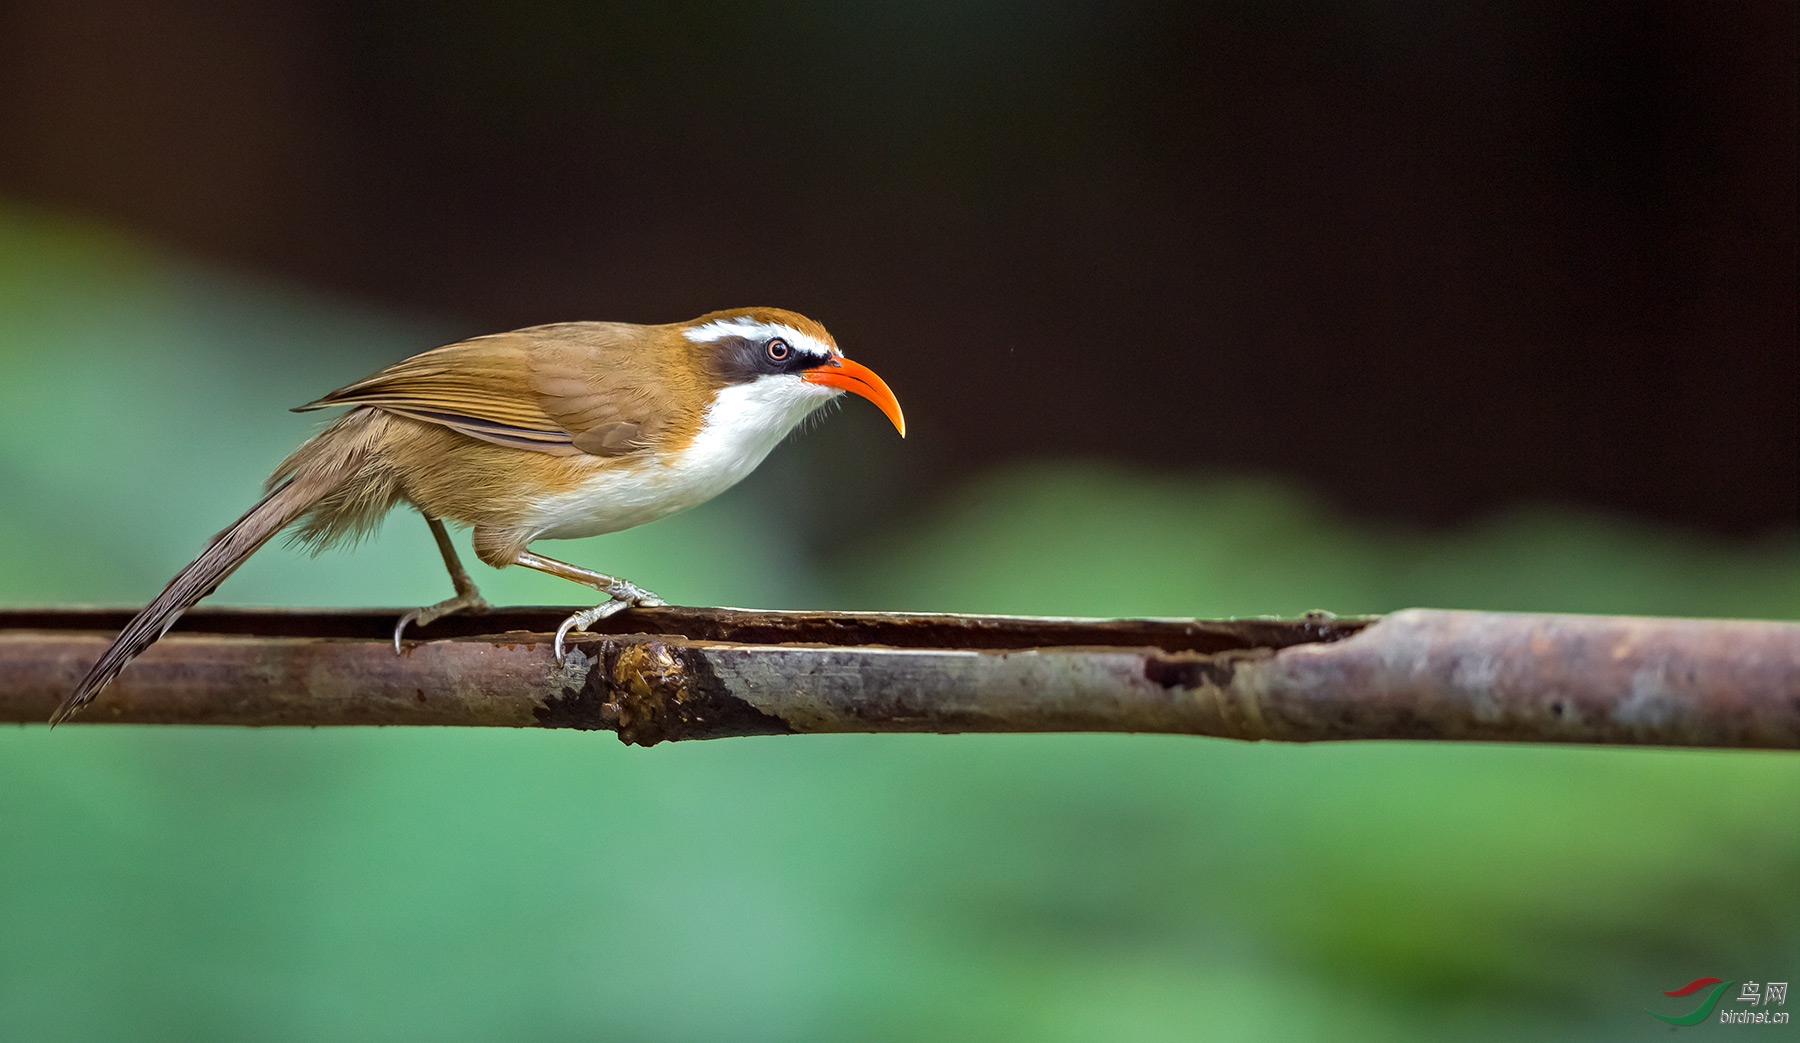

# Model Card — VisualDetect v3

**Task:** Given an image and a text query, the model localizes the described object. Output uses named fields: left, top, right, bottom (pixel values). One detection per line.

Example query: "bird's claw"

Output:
left=553, top=584, right=663, bottom=663
left=392, top=592, right=490, bottom=654
left=392, top=610, right=422, bottom=654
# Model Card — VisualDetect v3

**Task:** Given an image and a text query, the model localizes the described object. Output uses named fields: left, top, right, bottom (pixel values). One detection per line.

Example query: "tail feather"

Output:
left=52, top=458, right=351, bottom=724
left=50, top=479, right=324, bottom=724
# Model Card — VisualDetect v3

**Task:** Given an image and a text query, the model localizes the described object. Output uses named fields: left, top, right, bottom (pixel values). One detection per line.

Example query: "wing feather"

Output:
left=294, top=324, right=700, bottom=458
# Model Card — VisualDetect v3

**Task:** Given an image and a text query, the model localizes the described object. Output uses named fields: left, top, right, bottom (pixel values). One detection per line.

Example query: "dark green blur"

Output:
left=2, top=204, right=1795, bottom=1041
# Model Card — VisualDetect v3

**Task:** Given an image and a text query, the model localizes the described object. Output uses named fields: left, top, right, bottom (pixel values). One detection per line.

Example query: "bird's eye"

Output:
left=765, top=338, right=791, bottom=363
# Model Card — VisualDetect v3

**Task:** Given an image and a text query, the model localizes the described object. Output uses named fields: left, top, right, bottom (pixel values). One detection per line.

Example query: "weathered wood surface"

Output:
left=0, top=607, right=1794, bottom=748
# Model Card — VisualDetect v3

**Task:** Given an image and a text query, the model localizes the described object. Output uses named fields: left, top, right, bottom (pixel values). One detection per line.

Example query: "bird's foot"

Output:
left=392, top=589, right=491, bottom=653
left=554, top=580, right=665, bottom=663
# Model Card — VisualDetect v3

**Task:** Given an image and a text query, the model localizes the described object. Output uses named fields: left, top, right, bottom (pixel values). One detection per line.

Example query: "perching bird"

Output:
left=51, top=307, right=904, bottom=724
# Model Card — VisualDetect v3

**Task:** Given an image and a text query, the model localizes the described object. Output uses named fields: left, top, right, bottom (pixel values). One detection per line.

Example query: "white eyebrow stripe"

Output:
left=683, top=318, right=836, bottom=359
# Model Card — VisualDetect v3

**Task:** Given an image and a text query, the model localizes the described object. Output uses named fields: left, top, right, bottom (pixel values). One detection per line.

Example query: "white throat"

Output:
left=683, top=374, right=836, bottom=480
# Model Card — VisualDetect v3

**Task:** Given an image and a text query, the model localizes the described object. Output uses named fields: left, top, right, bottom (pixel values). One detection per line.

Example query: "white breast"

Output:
left=525, top=375, right=836, bottom=541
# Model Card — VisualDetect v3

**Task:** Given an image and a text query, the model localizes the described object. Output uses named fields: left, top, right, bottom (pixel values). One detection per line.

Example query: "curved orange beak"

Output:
left=804, top=356, right=906, bottom=436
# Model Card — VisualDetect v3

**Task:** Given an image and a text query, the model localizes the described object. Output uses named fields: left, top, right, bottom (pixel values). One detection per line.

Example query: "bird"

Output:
left=50, top=307, right=904, bottom=724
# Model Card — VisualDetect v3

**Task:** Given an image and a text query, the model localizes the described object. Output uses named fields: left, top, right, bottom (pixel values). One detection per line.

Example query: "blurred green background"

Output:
left=3, top=204, right=1797, bottom=1041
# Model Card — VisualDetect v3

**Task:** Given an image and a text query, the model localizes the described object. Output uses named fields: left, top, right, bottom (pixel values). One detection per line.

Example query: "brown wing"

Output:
left=294, top=323, right=696, bottom=457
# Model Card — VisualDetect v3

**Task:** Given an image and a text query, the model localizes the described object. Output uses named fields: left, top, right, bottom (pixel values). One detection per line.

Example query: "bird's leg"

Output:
left=510, top=550, right=665, bottom=662
left=392, top=514, right=491, bottom=652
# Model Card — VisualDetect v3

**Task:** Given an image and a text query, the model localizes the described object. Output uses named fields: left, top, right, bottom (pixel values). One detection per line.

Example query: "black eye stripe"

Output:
left=708, top=334, right=832, bottom=384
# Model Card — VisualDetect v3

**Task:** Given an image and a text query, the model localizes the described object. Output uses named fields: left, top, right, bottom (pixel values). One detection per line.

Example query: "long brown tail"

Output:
left=51, top=449, right=358, bottom=724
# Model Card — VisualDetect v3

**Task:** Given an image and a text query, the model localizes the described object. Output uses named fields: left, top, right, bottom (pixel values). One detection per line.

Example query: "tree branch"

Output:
left=0, top=607, right=1794, bottom=748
